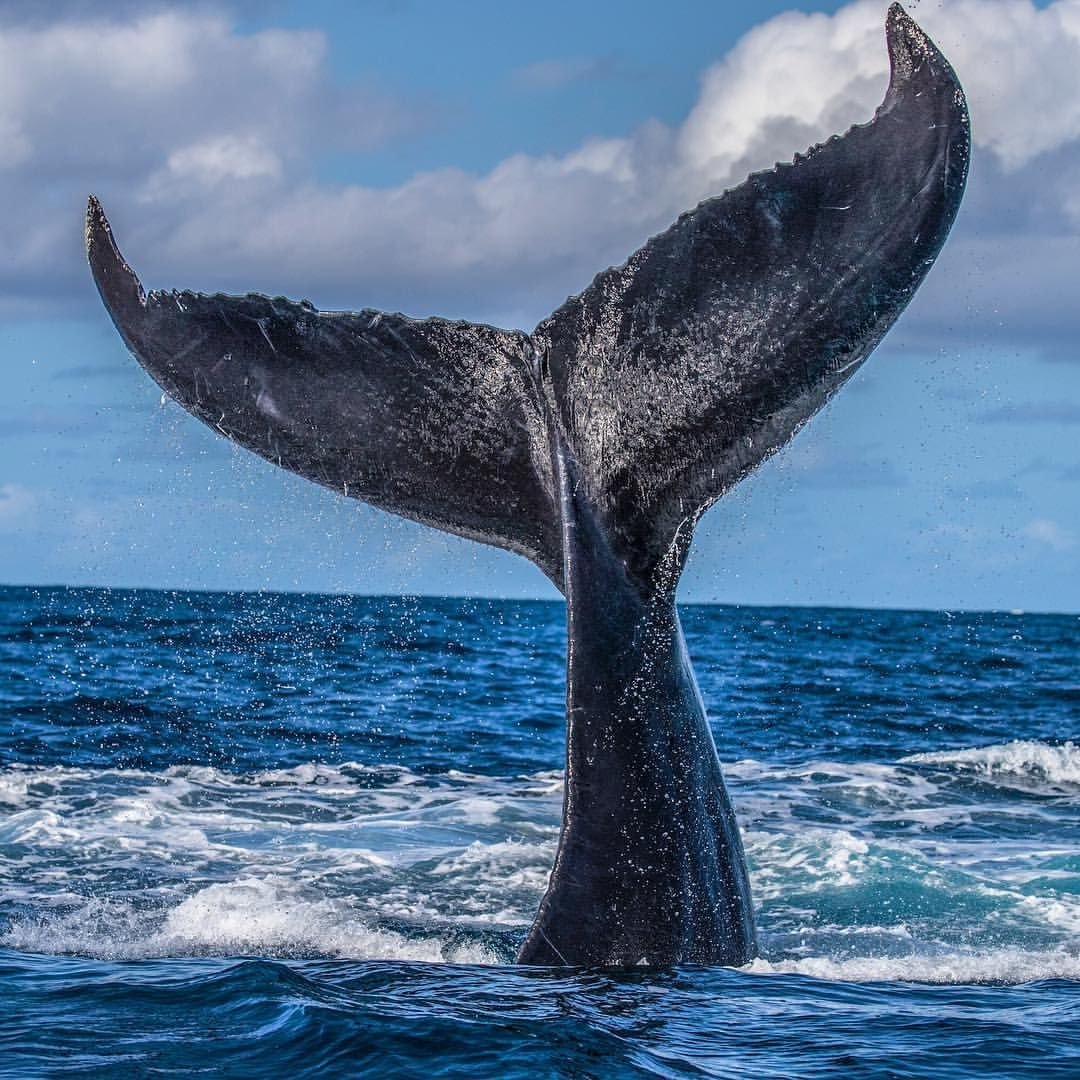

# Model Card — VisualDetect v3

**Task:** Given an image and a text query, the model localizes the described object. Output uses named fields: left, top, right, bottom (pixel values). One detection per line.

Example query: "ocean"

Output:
left=1, top=585, right=1077, bottom=1077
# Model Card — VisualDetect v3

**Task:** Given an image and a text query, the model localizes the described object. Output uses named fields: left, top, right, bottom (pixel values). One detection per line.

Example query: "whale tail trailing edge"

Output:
left=89, top=7, right=969, bottom=967
left=88, top=4, right=967, bottom=601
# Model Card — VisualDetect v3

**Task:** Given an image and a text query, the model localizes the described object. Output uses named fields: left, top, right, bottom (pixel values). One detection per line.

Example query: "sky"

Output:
left=1, top=0, right=1079, bottom=611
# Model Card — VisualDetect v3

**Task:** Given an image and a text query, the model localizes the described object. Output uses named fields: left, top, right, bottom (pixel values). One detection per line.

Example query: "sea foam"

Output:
left=902, top=740, right=1080, bottom=790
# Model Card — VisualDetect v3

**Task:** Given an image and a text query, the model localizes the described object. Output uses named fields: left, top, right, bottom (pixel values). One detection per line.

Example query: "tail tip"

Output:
left=85, top=194, right=146, bottom=313
left=85, top=193, right=109, bottom=255
left=883, top=1, right=965, bottom=115
left=885, top=3, right=927, bottom=70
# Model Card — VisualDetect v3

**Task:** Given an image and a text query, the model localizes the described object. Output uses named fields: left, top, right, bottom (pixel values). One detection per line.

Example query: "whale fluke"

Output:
left=535, top=2, right=969, bottom=584
left=88, top=5, right=969, bottom=967
left=86, top=194, right=564, bottom=587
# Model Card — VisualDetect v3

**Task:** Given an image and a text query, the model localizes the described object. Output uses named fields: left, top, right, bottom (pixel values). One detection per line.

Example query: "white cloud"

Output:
left=0, top=483, right=36, bottom=532
left=2, top=0, right=1080, bottom=341
left=1022, top=518, right=1076, bottom=551
left=0, top=1, right=277, bottom=19
left=513, top=57, right=615, bottom=92
left=149, top=134, right=283, bottom=195
left=678, top=5, right=888, bottom=180
left=933, top=0, right=1080, bottom=169
left=0, top=10, right=411, bottom=177
left=979, top=402, right=1080, bottom=425
left=680, top=0, right=1080, bottom=176
left=779, top=440, right=908, bottom=490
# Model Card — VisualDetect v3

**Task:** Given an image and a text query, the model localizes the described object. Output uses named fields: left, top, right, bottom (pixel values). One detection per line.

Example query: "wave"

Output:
left=8, top=877, right=1077, bottom=986
left=2, top=753, right=1077, bottom=984
left=1, top=877, right=505, bottom=965
left=749, top=947, right=1080, bottom=985
left=901, top=740, right=1080, bottom=790
left=0, top=760, right=494, bottom=808
left=9, top=879, right=1078, bottom=987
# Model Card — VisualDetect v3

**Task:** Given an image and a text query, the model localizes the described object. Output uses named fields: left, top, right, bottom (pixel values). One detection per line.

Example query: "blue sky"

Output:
left=2, top=0, right=1079, bottom=611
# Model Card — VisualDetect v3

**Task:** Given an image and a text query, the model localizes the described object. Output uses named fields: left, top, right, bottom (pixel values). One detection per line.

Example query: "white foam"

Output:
left=3, top=755, right=1076, bottom=973
left=0, top=772, right=31, bottom=808
left=0, top=765, right=94, bottom=808
left=902, top=741, right=1080, bottom=789
left=727, top=758, right=949, bottom=836
left=1013, top=891, right=1080, bottom=934
left=2, top=877, right=500, bottom=964
left=748, top=947, right=1080, bottom=985
left=0, top=761, right=557, bottom=961
left=745, top=827, right=877, bottom=897
left=443, top=796, right=504, bottom=826
left=517, top=770, right=565, bottom=795
left=0, top=808, right=79, bottom=846
left=429, top=839, right=555, bottom=916
left=159, top=878, right=498, bottom=963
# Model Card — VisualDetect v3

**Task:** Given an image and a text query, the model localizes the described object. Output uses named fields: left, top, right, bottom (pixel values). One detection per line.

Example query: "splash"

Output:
left=902, top=740, right=1080, bottom=790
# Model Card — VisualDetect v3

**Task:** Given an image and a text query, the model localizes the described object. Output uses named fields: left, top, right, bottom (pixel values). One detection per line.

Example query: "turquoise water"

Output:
left=1, top=587, right=1078, bottom=1077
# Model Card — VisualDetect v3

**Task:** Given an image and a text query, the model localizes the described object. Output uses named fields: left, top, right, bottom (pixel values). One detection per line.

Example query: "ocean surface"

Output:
left=1, top=585, right=1078, bottom=1077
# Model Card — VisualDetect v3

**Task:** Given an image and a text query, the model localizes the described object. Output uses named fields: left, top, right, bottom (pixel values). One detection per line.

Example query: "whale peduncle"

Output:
left=517, top=437, right=755, bottom=964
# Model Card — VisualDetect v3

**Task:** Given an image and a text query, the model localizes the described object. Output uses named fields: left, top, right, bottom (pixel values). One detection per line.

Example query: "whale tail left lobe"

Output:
left=86, top=193, right=566, bottom=588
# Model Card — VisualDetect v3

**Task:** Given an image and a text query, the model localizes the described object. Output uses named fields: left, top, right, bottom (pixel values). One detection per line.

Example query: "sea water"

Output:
left=1, top=586, right=1077, bottom=1077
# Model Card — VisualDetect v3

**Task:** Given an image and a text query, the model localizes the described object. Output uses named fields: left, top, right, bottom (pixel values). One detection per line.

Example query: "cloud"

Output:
left=1017, top=457, right=1080, bottom=483
left=3, top=0, right=1080, bottom=351
left=0, top=408, right=113, bottom=438
left=0, top=7, right=427, bottom=308
left=50, top=363, right=130, bottom=381
left=0, top=483, right=36, bottom=532
left=778, top=441, right=908, bottom=490
left=978, top=402, right=1080, bottom=424
left=156, top=134, right=283, bottom=188
left=947, top=479, right=1023, bottom=501
left=512, top=56, right=619, bottom=92
left=0, top=1, right=282, bottom=22
left=1022, top=517, right=1076, bottom=551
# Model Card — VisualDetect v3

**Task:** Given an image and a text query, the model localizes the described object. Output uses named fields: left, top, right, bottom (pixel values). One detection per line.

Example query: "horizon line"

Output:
left=1, top=580, right=1074, bottom=620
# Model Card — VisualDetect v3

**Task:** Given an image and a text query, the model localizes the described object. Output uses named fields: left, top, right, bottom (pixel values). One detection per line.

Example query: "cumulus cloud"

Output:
left=0, top=1, right=281, bottom=22
left=1022, top=518, right=1076, bottom=551
left=3, top=0, right=1080, bottom=345
left=0, top=12, right=343, bottom=174
left=0, top=7, right=426, bottom=309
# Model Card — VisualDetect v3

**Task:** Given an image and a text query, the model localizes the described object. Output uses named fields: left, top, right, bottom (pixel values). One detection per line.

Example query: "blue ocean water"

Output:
left=1, top=585, right=1078, bottom=1078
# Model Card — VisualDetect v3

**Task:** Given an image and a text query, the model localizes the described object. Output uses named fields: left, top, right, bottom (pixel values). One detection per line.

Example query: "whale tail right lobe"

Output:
left=533, top=3, right=969, bottom=592
left=89, top=7, right=969, bottom=965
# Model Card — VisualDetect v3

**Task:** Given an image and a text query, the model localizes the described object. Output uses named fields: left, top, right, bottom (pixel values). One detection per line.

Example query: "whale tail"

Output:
left=88, top=6, right=969, bottom=965
left=88, top=5, right=967, bottom=602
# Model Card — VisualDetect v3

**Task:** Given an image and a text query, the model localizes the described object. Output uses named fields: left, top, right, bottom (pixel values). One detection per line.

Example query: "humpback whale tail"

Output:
left=88, top=5, right=969, bottom=967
